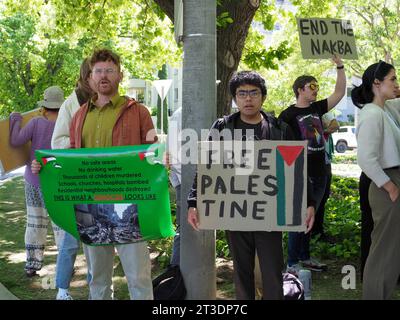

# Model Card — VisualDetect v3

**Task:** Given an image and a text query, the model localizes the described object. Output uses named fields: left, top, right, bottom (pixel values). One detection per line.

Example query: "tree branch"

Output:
left=352, top=6, right=373, bottom=26
left=139, top=0, right=150, bottom=34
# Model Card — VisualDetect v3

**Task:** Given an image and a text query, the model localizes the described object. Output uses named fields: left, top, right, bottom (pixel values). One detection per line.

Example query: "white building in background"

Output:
left=126, top=65, right=182, bottom=130
left=126, top=65, right=182, bottom=116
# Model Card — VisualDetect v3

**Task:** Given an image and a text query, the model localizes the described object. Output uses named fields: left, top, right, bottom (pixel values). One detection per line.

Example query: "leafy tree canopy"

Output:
left=1, top=0, right=400, bottom=119
left=0, top=0, right=180, bottom=117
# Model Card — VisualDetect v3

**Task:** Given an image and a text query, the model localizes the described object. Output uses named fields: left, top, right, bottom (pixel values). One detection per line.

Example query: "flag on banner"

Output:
left=42, top=156, right=56, bottom=165
left=276, top=146, right=305, bottom=226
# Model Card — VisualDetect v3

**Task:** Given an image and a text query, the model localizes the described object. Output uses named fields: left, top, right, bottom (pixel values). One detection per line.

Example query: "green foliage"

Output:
left=311, top=176, right=361, bottom=259
left=0, top=0, right=181, bottom=118
left=292, top=0, right=341, bottom=17
left=243, top=40, right=293, bottom=70
left=256, top=0, right=277, bottom=31
left=156, top=64, right=169, bottom=134
left=216, top=230, right=230, bottom=258
left=0, top=12, right=84, bottom=118
left=149, top=236, right=174, bottom=269
left=240, top=1, right=294, bottom=81
left=150, top=106, right=158, bottom=116
left=331, top=154, right=357, bottom=164
left=216, top=11, right=233, bottom=28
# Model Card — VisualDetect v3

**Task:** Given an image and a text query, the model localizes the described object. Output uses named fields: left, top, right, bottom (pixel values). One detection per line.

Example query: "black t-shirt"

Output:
left=278, top=99, right=328, bottom=177
left=234, top=117, right=263, bottom=141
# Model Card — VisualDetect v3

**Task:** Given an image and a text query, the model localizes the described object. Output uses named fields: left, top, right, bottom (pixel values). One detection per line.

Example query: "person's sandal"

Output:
left=25, top=269, right=37, bottom=277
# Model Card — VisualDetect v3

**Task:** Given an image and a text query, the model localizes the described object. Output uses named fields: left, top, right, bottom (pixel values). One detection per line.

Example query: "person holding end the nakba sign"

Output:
left=278, top=54, right=346, bottom=275
left=187, top=71, right=316, bottom=300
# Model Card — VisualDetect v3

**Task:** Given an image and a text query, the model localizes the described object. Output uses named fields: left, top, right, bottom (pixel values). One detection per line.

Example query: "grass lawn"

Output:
left=1, top=176, right=400, bottom=300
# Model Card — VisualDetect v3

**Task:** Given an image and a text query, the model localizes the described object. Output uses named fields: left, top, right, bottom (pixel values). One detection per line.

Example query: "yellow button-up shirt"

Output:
left=81, top=94, right=126, bottom=148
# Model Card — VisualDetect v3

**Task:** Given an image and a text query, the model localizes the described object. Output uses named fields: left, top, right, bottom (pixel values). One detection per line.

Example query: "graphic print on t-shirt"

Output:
left=296, top=113, right=325, bottom=154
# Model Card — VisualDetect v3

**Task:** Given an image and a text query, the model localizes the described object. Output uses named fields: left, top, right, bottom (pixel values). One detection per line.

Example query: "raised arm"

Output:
left=9, top=113, right=34, bottom=147
left=327, top=55, right=346, bottom=111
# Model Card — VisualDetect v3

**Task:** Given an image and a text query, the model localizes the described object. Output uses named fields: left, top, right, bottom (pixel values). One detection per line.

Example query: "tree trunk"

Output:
left=217, top=0, right=258, bottom=116
left=153, top=0, right=259, bottom=117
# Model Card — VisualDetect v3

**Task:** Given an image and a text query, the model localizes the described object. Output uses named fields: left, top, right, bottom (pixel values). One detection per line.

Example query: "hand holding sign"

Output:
left=305, top=206, right=315, bottom=234
left=187, top=207, right=200, bottom=231
left=332, top=54, right=343, bottom=67
left=31, top=159, right=41, bottom=175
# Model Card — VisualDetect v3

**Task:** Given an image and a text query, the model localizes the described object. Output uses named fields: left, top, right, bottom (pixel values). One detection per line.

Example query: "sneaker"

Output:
left=301, top=258, right=328, bottom=272
left=286, top=263, right=301, bottom=277
left=56, top=292, right=73, bottom=300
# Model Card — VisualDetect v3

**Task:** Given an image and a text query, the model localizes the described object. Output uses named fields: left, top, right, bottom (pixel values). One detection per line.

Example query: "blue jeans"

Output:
left=170, top=185, right=181, bottom=266
left=287, top=175, right=327, bottom=266
left=55, top=231, right=91, bottom=289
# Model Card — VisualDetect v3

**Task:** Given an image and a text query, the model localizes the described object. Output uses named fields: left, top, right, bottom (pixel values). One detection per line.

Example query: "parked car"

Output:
left=332, top=126, right=357, bottom=153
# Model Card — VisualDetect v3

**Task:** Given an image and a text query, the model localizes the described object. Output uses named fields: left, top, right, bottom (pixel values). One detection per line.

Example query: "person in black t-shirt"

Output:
left=187, top=71, right=316, bottom=300
left=279, top=55, right=346, bottom=274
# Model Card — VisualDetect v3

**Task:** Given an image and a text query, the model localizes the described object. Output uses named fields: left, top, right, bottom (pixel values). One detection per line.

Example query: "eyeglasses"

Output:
left=373, top=60, right=384, bottom=80
left=92, top=68, right=117, bottom=75
left=305, top=83, right=319, bottom=91
left=236, top=89, right=262, bottom=99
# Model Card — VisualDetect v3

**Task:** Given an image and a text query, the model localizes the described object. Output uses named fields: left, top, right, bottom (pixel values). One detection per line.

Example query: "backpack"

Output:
left=283, top=272, right=304, bottom=300
left=152, top=265, right=186, bottom=300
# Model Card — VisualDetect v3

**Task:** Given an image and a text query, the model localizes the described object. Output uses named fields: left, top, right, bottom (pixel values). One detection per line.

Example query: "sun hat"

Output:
left=37, top=86, right=64, bottom=109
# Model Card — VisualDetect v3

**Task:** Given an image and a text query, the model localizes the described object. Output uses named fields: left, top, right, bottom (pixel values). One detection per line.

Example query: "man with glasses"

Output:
left=71, top=49, right=156, bottom=299
left=187, top=70, right=315, bottom=299
left=278, top=55, right=346, bottom=275
left=32, top=49, right=157, bottom=299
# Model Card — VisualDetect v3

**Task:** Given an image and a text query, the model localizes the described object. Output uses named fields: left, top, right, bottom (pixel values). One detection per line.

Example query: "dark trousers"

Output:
left=359, top=172, right=373, bottom=280
left=313, top=164, right=332, bottom=235
left=288, top=175, right=327, bottom=265
left=226, top=230, right=283, bottom=300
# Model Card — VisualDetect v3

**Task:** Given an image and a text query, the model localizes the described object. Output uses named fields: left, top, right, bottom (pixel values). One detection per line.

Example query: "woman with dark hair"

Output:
left=352, top=61, right=400, bottom=299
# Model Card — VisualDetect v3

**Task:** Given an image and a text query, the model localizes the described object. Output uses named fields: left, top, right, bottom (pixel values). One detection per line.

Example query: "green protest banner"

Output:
left=35, top=144, right=174, bottom=245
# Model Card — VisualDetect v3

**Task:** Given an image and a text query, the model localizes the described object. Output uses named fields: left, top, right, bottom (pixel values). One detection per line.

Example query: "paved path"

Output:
left=0, top=166, right=25, bottom=185
left=332, top=163, right=361, bottom=179
left=0, top=283, right=18, bottom=300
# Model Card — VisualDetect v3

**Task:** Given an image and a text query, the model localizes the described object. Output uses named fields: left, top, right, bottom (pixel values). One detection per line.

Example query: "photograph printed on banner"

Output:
left=74, top=203, right=142, bottom=245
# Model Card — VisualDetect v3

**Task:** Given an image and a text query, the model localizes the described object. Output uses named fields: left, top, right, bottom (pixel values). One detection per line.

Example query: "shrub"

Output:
left=311, top=176, right=361, bottom=259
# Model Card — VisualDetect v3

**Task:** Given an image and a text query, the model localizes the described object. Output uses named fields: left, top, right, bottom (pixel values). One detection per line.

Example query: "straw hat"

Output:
left=37, top=86, right=64, bottom=109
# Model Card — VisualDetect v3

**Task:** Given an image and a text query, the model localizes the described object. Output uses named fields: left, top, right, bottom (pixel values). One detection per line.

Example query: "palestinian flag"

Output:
left=42, top=156, right=56, bottom=165
left=276, top=146, right=305, bottom=226
left=138, top=149, right=158, bottom=161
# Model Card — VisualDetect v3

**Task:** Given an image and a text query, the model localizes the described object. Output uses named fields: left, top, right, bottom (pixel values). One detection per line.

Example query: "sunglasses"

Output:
left=305, top=83, right=319, bottom=91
